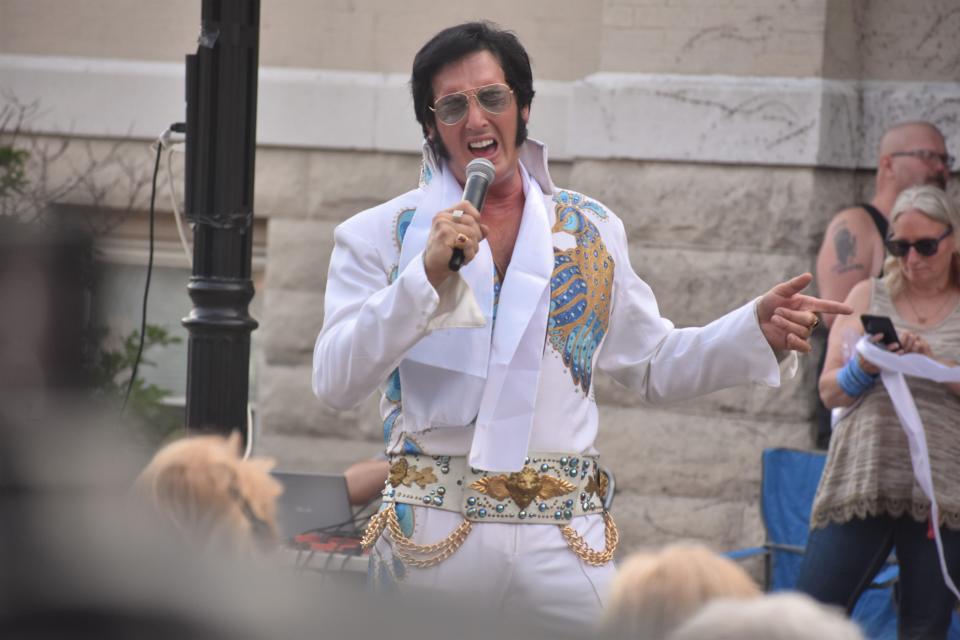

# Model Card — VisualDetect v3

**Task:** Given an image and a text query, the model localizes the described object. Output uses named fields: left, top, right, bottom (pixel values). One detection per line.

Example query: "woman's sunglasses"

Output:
left=884, top=227, right=954, bottom=257
left=429, top=83, right=514, bottom=126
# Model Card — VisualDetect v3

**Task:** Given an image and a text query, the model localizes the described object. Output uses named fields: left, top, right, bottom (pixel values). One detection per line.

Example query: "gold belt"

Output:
left=362, top=452, right=619, bottom=567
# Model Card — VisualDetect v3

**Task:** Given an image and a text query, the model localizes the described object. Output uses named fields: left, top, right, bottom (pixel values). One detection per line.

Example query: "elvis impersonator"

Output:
left=312, top=21, right=852, bottom=631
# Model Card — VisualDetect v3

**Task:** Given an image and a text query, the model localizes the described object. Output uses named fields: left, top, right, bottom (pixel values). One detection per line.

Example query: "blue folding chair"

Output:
left=729, top=448, right=900, bottom=639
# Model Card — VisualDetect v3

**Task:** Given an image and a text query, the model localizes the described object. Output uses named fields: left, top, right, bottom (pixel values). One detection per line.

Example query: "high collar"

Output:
left=419, top=137, right=558, bottom=196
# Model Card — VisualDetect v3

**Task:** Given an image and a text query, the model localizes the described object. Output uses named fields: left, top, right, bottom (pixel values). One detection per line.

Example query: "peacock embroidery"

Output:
left=548, top=191, right=614, bottom=393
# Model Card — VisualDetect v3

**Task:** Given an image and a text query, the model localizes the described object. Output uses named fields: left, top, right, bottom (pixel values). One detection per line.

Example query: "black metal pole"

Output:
left=182, top=0, right=260, bottom=444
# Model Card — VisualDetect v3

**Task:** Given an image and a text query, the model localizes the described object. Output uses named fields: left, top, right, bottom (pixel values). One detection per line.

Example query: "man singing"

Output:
left=312, top=21, right=850, bottom=630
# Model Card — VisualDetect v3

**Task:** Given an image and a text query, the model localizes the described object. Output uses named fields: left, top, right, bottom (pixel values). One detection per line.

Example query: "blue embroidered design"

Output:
left=385, top=368, right=401, bottom=403
left=402, top=436, right=423, bottom=455
left=555, top=190, right=608, bottom=220
left=381, top=369, right=403, bottom=445
left=382, top=406, right=401, bottom=445
left=389, top=208, right=417, bottom=284
left=394, top=503, right=415, bottom=538
left=548, top=191, right=614, bottom=393
left=396, top=208, right=415, bottom=247
left=419, top=163, right=434, bottom=187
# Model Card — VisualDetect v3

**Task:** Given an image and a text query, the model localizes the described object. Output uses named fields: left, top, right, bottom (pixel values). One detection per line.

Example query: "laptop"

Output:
left=271, top=471, right=356, bottom=540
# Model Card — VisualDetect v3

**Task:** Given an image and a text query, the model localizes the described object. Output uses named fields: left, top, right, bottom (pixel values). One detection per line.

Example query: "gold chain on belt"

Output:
left=559, top=511, right=619, bottom=566
left=361, top=506, right=473, bottom=568
left=362, top=505, right=619, bottom=568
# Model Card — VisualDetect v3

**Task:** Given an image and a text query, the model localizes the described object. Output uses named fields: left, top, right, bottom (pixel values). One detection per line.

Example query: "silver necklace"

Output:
left=904, top=287, right=956, bottom=324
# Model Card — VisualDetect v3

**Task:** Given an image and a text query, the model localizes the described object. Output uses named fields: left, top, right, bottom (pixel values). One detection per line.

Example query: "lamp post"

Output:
left=182, top=0, right=260, bottom=445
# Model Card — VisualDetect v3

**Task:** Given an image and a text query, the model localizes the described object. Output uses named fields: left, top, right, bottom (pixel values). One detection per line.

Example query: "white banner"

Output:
left=857, top=336, right=960, bottom=600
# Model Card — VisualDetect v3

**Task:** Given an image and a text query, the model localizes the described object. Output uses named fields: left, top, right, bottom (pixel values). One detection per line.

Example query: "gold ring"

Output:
left=451, top=209, right=464, bottom=219
left=809, top=315, right=820, bottom=330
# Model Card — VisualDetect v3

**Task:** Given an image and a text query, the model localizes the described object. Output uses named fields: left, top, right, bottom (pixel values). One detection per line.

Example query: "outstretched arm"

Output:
left=758, top=273, right=853, bottom=353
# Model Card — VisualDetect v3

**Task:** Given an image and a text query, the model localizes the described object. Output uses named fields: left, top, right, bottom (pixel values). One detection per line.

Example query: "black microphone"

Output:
left=449, top=158, right=496, bottom=272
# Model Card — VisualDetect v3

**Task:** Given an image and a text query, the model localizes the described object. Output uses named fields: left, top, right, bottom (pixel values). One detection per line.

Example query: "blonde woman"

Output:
left=798, top=185, right=960, bottom=638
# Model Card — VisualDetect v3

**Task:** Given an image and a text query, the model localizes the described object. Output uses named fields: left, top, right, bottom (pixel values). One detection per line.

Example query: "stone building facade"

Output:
left=2, top=0, right=959, bottom=558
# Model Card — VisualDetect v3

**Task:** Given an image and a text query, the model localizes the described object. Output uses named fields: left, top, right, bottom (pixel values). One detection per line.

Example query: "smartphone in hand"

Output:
left=860, top=314, right=900, bottom=346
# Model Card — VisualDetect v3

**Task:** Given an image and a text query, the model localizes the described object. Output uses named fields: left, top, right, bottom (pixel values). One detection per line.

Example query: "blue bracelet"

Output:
left=837, top=355, right=878, bottom=398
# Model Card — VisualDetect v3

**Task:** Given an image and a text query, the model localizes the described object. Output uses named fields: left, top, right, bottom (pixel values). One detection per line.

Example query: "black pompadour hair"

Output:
left=411, top=21, right=535, bottom=155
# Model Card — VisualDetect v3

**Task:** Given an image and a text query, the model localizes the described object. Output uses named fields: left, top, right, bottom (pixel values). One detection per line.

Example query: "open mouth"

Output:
left=468, top=138, right=498, bottom=158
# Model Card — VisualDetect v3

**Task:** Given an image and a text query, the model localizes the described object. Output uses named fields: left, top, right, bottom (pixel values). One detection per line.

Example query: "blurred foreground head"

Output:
left=667, top=592, right=864, bottom=640
left=603, top=543, right=762, bottom=639
left=137, top=433, right=283, bottom=554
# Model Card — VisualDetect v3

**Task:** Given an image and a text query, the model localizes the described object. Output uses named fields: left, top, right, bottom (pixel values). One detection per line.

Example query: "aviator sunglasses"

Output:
left=885, top=227, right=954, bottom=257
left=429, top=83, right=514, bottom=125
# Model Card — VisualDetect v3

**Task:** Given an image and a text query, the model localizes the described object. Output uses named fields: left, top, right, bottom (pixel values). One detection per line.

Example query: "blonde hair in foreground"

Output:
left=883, top=185, right=960, bottom=297
left=136, top=432, right=283, bottom=554
left=667, top=592, right=864, bottom=640
left=603, top=543, right=762, bottom=639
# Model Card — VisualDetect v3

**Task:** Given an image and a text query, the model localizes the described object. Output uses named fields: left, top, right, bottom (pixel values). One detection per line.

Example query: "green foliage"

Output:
left=90, top=324, right=184, bottom=445
left=0, top=145, right=28, bottom=199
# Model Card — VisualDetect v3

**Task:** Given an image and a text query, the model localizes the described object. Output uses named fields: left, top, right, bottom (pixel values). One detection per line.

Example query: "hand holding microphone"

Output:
left=422, top=158, right=495, bottom=289
left=449, top=158, right=495, bottom=271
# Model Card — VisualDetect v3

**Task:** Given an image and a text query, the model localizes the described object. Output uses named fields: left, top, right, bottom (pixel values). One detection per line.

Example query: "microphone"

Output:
left=449, top=158, right=496, bottom=272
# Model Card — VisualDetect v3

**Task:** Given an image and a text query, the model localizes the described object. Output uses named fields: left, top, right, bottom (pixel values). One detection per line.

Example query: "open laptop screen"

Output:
left=271, top=471, right=356, bottom=540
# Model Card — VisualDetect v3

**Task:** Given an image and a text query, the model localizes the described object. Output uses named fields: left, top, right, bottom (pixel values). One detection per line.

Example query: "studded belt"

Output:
left=381, top=452, right=609, bottom=524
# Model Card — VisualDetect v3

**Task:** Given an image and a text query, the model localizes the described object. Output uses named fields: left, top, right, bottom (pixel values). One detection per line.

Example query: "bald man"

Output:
left=811, top=121, right=951, bottom=448
left=816, top=122, right=952, bottom=327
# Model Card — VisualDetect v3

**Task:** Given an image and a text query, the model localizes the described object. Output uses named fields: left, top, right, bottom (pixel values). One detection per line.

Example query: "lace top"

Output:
left=811, top=279, right=960, bottom=530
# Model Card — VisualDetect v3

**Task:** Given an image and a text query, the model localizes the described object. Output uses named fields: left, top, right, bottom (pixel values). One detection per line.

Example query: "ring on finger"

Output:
left=808, top=315, right=820, bottom=330
left=451, top=209, right=464, bottom=219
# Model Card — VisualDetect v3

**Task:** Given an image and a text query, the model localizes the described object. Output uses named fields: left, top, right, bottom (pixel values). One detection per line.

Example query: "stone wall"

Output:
left=3, top=0, right=959, bottom=563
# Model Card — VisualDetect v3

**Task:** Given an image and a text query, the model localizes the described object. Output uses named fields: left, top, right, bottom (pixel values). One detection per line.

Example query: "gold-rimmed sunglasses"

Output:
left=429, top=83, right=514, bottom=126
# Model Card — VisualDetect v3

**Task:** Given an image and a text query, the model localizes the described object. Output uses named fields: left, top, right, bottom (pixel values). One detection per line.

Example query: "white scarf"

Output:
left=397, top=141, right=556, bottom=471
left=857, top=336, right=960, bottom=599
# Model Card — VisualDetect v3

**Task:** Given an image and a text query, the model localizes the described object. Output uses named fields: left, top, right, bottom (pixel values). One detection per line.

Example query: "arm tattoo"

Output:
left=832, top=224, right=865, bottom=274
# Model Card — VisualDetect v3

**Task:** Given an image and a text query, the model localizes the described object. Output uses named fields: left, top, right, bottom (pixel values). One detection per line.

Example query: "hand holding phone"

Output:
left=860, top=314, right=900, bottom=346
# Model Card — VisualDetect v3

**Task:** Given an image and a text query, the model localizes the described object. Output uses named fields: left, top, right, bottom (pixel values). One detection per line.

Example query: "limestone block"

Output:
left=261, top=0, right=375, bottom=70
left=858, top=1, right=960, bottom=83
left=568, top=161, right=857, bottom=256
left=255, top=148, right=310, bottom=218
left=264, top=218, right=337, bottom=292
left=857, top=84, right=960, bottom=168
left=610, top=493, right=764, bottom=557
left=258, top=363, right=382, bottom=442
left=594, top=406, right=810, bottom=500
left=261, top=289, right=325, bottom=366
left=305, top=150, right=423, bottom=222
left=570, top=73, right=828, bottom=166
left=599, top=0, right=828, bottom=77
left=367, top=1, right=604, bottom=81
left=822, top=0, right=861, bottom=80
left=627, top=246, right=812, bottom=327
left=0, top=0, right=197, bottom=61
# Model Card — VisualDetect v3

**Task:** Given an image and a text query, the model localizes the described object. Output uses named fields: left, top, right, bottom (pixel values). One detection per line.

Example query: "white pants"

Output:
left=368, top=506, right=616, bottom=633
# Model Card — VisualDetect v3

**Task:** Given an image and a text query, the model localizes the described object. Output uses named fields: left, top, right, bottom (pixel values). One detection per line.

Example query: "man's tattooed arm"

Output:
left=831, top=222, right=865, bottom=274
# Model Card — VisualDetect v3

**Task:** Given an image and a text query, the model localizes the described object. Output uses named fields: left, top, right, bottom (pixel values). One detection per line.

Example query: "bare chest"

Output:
left=484, top=214, right=523, bottom=277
